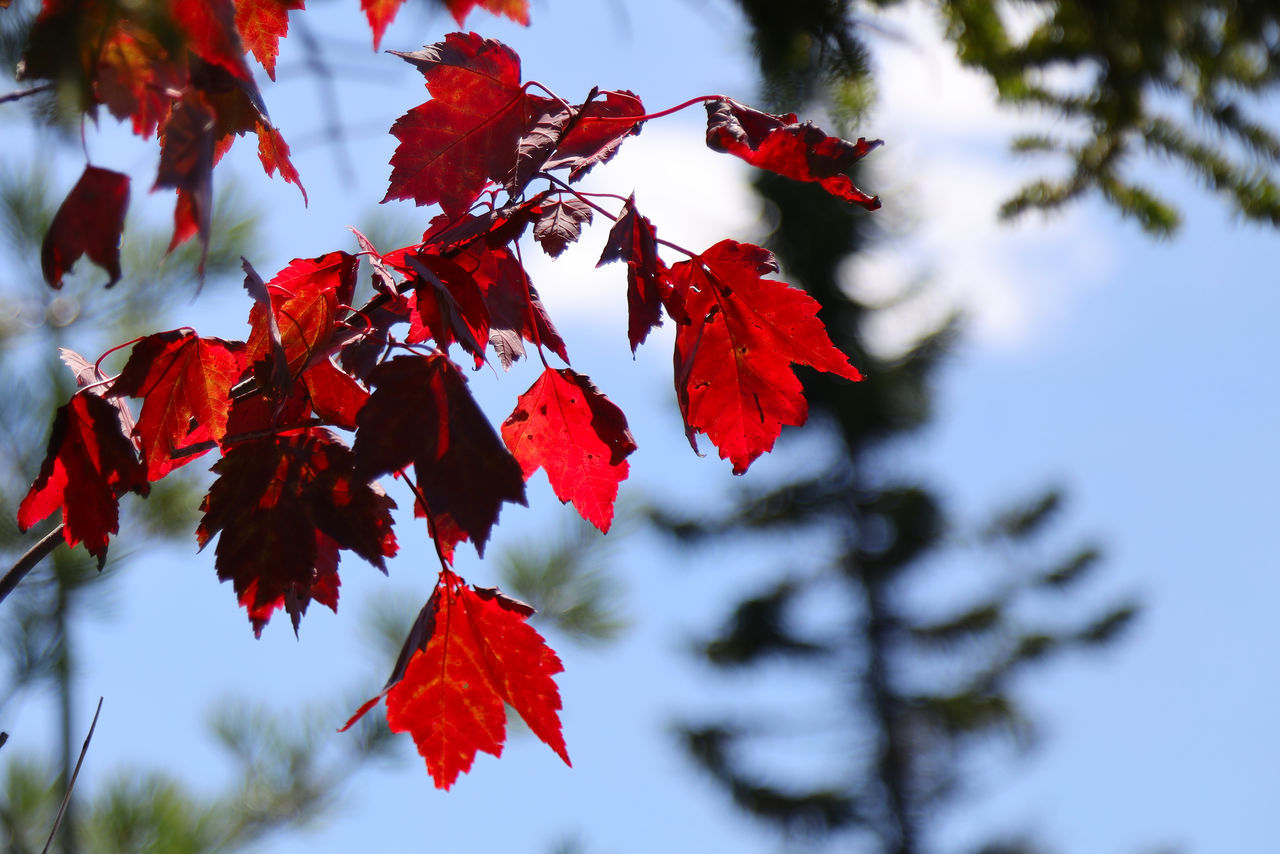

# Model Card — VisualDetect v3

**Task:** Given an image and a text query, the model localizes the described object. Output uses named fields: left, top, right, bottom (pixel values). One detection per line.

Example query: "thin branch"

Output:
left=41, top=697, right=104, bottom=854
left=0, top=84, right=53, bottom=106
left=0, top=524, right=65, bottom=607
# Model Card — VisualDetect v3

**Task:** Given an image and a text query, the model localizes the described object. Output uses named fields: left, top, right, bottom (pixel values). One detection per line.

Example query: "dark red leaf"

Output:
left=244, top=253, right=353, bottom=388
left=352, top=355, right=526, bottom=557
left=705, top=98, right=881, bottom=208
left=544, top=89, right=645, bottom=182
left=173, top=0, right=255, bottom=83
left=110, top=330, right=246, bottom=480
left=458, top=242, right=568, bottom=368
left=502, top=368, right=636, bottom=532
left=59, top=348, right=137, bottom=442
left=597, top=195, right=675, bottom=351
left=154, top=91, right=216, bottom=262
left=42, top=166, right=130, bottom=289
left=95, top=23, right=187, bottom=138
left=404, top=253, right=491, bottom=366
left=17, top=391, right=150, bottom=567
left=384, top=33, right=566, bottom=216
left=669, top=239, right=862, bottom=473
left=197, top=429, right=397, bottom=636
left=342, top=568, right=567, bottom=789
left=533, top=196, right=593, bottom=258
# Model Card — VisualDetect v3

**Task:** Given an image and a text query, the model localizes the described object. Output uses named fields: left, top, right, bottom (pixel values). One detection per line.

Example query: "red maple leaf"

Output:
left=384, top=33, right=566, bottom=217
left=397, top=237, right=568, bottom=369
left=359, top=0, right=403, bottom=50
left=543, top=89, right=646, bottom=182
left=234, top=0, right=304, bottom=81
left=462, top=241, right=568, bottom=368
left=42, top=166, right=130, bottom=289
left=109, top=330, right=246, bottom=480
left=502, top=368, right=636, bottom=532
left=705, top=98, right=881, bottom=209
left=197, top=429, right=397, bottom=636
left=352, top=355, right=526, bottom=558
left=532, top=196, right=593, bottom=258
left=244, top=252, right=354, bottom=381
left=342, top=568, right=568, bottom=789
left=17, top=390, right=151, bottom=567
left=17, top=0, right=183, bottom=137
left=444, top=0, right=530, bottom=27
left=404, top=254, right=491, bottom=366
left=154, top=90, right=216, bottom=260
left=597, top=194, right=675, bottom=352
left=669, top=240, right=862, bottom=474
left=301, top=358, right=369, bottom=431
left=173, top=0, right=255, bottom=84
left=95, top=23, right=187, bottom=138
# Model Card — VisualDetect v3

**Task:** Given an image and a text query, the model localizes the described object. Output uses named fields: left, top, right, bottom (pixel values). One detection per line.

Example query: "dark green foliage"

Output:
left=647, top=5, right=1142, bottom=853
left=728, top=0, right=1280, bottom=233
left=941, top=0, right=1280, bottom=233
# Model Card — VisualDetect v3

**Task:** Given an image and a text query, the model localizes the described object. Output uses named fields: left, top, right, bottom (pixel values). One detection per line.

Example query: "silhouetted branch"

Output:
left=0, top=84, right=52, bottom=105
left=0, top=523, right=64, bottom=606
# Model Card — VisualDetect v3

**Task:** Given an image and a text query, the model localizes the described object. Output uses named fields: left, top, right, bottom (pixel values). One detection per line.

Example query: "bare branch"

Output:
left=0, top=84, right=53, bottom=106
left=42, top=697, right=104, bottom=854
left=0, top=523, right=65, bottom=606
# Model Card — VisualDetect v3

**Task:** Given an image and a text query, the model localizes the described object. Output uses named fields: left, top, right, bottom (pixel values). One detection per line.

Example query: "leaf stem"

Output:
left=398, top=468, right=452, bottom=573
left=595, top=94, right=723, bottom=124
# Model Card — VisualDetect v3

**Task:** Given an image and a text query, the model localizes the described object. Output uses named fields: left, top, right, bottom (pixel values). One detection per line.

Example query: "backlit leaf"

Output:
left=502, top=367, right=636, bottom=532
left=17, top=391, right=151, bottom=567
left=342, top=569, right=567, bottom=789
left=669, top=239, right=862, bottom=473
left=42, top=166, right=130, bottom=289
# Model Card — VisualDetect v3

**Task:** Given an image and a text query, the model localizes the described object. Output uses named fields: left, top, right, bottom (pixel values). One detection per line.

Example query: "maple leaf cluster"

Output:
left=11, top=2, right=879, bottom=789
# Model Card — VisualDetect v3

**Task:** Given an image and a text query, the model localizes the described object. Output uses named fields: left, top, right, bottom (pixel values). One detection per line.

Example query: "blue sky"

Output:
left=4, top=1, right=1279, bottom=852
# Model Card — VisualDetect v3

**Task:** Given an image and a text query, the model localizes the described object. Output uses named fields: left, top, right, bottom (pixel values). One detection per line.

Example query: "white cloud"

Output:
left=527, top=13, right=1116, bottom=361
left=521, top=125, right=760, bottom=324
left=845, top=3, right=1115, bottom=356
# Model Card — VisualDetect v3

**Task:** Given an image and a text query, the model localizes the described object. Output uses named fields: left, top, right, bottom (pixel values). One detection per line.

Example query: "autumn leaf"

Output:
left=42, top=166, right=130, bottom=289
left=95, top=23, right=188, bottom=138
left=244, top=252, right=356, bottom=384
left=544, top=89, right=646, bottom=182
left=597, top=195, right=674, bottom=352
left=353, top=355, right=526, bottom=557
left=173, top=0, right=256, bottom=84
left=669, top=239, right=862, bottom=474
left=502, top=368, right=636, bottom=532
left=414, top=239, right=567, bottom=369
left=197, top=429, right=397, bottom=636
left=155, top=91, right=216, bottom=261
left=234, top=0, right=305, bottom=80
left=384, top=33, right=566, bottom=216
left=17, top=391, right=151, bottom=567
left=705, top=98, right=881, bottom=209
left=301, top=358, right=369, bottom=430
left=533, top=197, right=593, bottom=258
left=110, top=330, right=247, bottom=480
left=444, top=0, right=530, bottom=27
left=404, top=253, right=491, bottom=366
left=342, top=569, right=568, bottom=789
